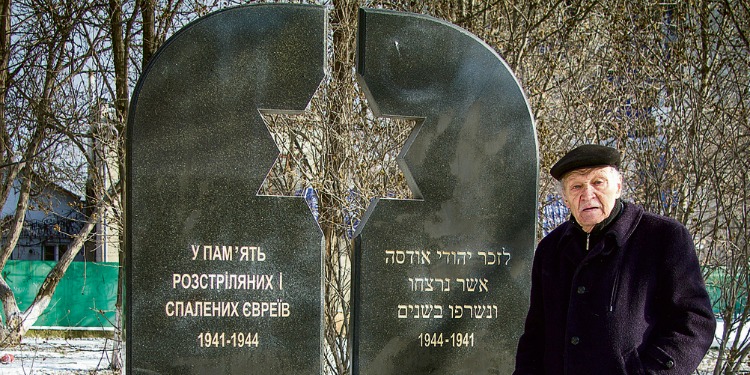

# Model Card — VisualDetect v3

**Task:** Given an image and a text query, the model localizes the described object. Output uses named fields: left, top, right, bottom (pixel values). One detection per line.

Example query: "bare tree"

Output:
left=477, top=1, right=750, bottom=373
left=101, top=0, right=189, bottom=368
left=259, top=1, right=414, bottom=372
left=263, top=1, right=604, bottom=373
left=671, top=2, right=750, bottom=373
left=0, top=0, right=186, bottom=353
left=0, top=0, right=113, bottom=345
left=292, top=1, right=749, bottom=373
left=3, top=2, right=747, bottom=375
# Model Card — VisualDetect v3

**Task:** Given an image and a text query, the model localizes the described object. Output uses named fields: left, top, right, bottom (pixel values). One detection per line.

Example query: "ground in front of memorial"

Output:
left=0, top=328, right=745, bottom=374
left=1, top=336, right=117, bottom=375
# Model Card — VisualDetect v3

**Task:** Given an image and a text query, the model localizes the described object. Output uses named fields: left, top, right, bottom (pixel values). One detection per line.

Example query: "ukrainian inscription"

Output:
left=127, top=4, right=537, bottom=375
left=166, top=245, right=290, bottom=322
left=162, top=244, right=290, bottom=351
left=127, top=4, right=325, bottom=374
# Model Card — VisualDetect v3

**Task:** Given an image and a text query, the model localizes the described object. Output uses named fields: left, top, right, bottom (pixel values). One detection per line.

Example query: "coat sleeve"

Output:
left=641, top=221, right=716, bottom=373
left=513, top=243, right=546, bottom=375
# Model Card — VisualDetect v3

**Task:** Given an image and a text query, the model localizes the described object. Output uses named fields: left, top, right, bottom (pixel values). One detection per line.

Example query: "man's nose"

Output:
left=581, top=184, right=596, bottom=198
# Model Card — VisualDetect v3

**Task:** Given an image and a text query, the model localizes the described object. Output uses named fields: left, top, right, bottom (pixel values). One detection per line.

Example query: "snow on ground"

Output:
left=0, top=321, right=747, bottom=374
left=713, top=318, right=750, bottom=348
left=0, top=337, right=117, bottom=375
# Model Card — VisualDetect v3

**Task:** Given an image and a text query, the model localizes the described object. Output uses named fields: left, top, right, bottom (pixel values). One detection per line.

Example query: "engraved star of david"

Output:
left=258, top=84, right=417, bottom=220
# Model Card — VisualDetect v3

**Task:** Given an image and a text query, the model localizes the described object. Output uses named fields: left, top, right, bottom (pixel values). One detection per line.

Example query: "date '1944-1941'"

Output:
left=419, top=332, right=475, bottom=348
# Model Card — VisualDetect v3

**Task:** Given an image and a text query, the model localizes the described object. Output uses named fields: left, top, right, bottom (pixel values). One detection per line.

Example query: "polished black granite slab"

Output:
left=126, top=4, right=325, bottom=374
left=353, top=8, right=538, bottom=375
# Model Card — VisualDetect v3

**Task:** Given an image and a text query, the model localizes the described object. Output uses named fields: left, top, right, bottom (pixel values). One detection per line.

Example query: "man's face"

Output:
left=562, top=166, right=622, bottom=233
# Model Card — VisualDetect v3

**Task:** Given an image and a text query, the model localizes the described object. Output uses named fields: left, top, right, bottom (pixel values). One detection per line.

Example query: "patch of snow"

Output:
left=712, top=318, right=750, bottom=348
left=0, top=337, right=117, bottom=374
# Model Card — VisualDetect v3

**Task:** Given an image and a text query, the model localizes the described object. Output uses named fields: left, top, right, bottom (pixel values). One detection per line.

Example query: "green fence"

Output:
left=704, top=267, right=748, bottom=317
left=0, top=260, right=118, bottom=328
left=0, top=261, right=740, bottom=328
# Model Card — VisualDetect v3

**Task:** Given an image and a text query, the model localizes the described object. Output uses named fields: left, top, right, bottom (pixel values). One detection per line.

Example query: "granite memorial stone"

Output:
left=352, top=9, right=538, bottom=374
left=126, top=4, right=325, bottom=374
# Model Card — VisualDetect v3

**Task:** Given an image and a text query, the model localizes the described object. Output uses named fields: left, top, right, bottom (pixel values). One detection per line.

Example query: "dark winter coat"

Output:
left=514, top=202, right=715, bottom=374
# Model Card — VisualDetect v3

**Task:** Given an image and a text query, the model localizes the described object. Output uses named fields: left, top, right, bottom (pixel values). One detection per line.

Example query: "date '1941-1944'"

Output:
left=198, top=332, right=260, bottom=348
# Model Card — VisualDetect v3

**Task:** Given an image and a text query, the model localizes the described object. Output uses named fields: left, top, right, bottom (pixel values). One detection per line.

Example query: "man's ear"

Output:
left=615, top=174, right=623, bottom=198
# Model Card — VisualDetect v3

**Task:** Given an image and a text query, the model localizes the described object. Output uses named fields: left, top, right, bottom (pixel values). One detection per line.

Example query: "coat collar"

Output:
left=606, top=202, right=643, bottom=250
left=558, top=202, right=643, bottom=258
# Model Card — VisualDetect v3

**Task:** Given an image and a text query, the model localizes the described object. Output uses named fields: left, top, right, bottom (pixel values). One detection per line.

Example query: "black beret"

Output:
left=550, top=144, right=620, bottom=180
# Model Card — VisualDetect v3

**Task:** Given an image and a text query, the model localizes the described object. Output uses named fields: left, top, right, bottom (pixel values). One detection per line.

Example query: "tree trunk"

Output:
left=0, top=0, right=14, bottom=207
left=0, top=120, right=47, bottom=270
left=0, top=189, right=116, bottom=347
left=0, top=276, right=22, bottom=346
left=141, top=0, right=156, bottom=70
left=23, top=205, right=103, bottom=332
left=108, top=0, right=128, bottom=368
left=109, top=0, right=129, bottom=124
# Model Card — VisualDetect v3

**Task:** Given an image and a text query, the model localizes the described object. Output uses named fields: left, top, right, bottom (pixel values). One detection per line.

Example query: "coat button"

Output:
left=570, top=336, right=580, bottom=345
left=666, top=360, right=675, bottom=368
left=577, top=286, right=586, bottom=294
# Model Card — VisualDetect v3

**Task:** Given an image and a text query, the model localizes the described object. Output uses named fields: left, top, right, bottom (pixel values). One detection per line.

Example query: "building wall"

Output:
left=1, top=179, right=87, bottom=261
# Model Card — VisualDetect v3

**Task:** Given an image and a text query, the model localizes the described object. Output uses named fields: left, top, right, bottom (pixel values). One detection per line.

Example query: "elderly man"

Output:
left=514, top=144, right=715, bottom=374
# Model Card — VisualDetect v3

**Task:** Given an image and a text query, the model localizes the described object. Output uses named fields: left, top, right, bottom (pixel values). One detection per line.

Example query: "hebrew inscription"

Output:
left=353, top=8, right=538, bottom=375
left=128, top=4, right=537, bottom=375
